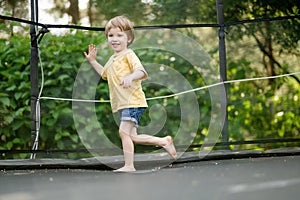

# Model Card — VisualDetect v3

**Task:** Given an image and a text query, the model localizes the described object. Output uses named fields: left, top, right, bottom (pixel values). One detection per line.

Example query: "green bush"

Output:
left=0, top=25, right=299, bottom=159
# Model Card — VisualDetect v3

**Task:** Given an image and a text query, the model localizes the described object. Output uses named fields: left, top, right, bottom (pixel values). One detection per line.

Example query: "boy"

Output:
left=84, top=15, right=176, bottom=172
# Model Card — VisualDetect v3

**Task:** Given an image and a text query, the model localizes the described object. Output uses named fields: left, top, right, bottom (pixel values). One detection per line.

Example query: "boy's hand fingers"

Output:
left=120, top=80, right=127, bottom=88
left=120, top=81, right=131, bottom=88
left=89, top=44, right=97, bottom=51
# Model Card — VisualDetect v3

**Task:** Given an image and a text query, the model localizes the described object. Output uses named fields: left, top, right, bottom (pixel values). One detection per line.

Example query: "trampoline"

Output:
left=1, top=150, right=300, bottom=200
left=1, top=1, right=300, bottom=200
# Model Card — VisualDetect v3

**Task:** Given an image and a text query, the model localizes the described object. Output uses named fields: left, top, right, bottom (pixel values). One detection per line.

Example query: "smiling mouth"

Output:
left=112, top=43, right=120, bottom=47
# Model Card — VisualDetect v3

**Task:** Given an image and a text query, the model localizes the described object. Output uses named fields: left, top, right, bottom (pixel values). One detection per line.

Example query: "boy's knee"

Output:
left=119, top=128, right=129, bottom=139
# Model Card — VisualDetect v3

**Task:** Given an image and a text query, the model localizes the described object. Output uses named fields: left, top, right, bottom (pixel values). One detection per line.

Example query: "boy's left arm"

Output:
left=120, top=68, right=147, bottom=88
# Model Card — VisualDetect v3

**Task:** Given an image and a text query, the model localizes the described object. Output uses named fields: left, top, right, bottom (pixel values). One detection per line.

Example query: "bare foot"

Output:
left=113, top=166, right=136, bottom=173
left=163, top=136, right=177, bottom=160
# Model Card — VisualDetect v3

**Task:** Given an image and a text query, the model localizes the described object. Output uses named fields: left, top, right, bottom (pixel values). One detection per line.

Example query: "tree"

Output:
left=50, top=0, right=80, bottom=24
left=0, top=0, right=28, bottom=17
left=224, top=0, right=300, bottom=84
left=0, top=0, right=28, bottom=35
left=90, top=0, right=217, bottom=26
left=223, top=0, right=300, bottom=143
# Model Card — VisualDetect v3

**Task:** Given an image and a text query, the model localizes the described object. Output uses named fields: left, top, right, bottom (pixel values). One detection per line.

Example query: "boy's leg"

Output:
left=114, top=121, right=136, bottom=172
left=130, top=128, right=177, bottom=160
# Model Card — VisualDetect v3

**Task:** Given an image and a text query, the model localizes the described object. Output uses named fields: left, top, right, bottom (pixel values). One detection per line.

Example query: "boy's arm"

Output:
left=120, top=68, right=148, bottom=88
left=84, top=44, right=104, bottom=76
left=89, top=60, right=104, bottom=76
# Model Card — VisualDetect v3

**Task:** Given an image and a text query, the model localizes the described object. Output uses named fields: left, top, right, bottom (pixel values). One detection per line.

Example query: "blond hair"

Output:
left=105, top=16, right=135, bottom=46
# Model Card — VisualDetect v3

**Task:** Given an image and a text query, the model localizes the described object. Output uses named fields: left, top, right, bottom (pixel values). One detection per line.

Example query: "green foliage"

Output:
left=224, top=0, right=300, bottom=54
left=0, top=28, right=107, bottom=159
left=37, top=30, right=107, bottom=157
left=226, top=59, right=300, bottom=150
left=0, top=31, right=31, bottom=158
left=94, top=0, right=217, bottom=25
left=1, top=26, right=298, bottom=158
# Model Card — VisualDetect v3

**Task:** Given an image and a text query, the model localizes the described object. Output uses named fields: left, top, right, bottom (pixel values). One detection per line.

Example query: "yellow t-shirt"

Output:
left=101, top=49, right=148, bottom=113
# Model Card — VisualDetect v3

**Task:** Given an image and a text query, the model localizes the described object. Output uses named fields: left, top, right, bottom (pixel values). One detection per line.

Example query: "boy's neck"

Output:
left=114, top=48, right=129, bottom=56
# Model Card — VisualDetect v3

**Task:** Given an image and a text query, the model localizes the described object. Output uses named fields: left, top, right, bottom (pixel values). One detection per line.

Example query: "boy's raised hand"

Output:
left=84, top=44, right=98, bottom=62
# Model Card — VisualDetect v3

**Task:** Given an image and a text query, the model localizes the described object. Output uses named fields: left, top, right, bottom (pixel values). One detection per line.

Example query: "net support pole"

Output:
left=30, top=0, right=39, bottom=158
left=216, top=0, right=229, bottom=149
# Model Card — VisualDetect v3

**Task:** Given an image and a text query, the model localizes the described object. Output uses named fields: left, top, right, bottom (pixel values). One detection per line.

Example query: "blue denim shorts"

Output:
left=119, top=107, right=146, bottom=127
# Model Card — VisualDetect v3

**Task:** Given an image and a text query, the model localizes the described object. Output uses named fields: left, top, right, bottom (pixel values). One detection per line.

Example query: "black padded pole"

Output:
left=216, top=0, right=229, bottom=148
left=30, top=0, right=39, bottom=154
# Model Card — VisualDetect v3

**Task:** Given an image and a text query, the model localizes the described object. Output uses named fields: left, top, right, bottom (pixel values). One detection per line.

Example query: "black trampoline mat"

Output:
left=1, top=155, right=299, bottom=200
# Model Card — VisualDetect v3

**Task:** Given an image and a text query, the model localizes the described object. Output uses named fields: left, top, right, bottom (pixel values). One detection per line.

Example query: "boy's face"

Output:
left=107, top=27, right=131, bottom=53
